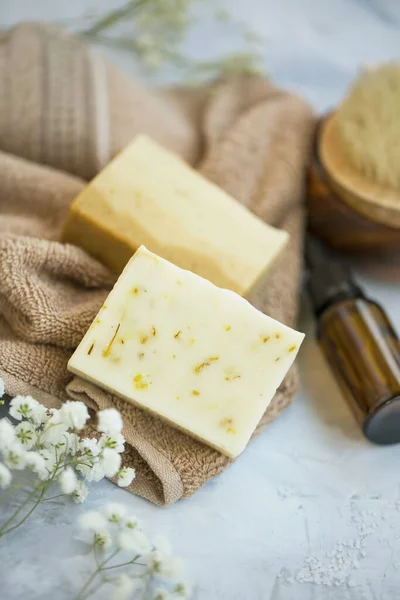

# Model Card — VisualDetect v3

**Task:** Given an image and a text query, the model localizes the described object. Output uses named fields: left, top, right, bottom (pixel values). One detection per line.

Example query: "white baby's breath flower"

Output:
left=76, top=460, right=105, bottom=483
left=99, top=432, right=125, bottom=453
left=73, top=503, right=190, bottom=600
left=60, top=401, right=89, bottom=431
left=100, top=448, right=121, bottom=478
left=97, top=408, right=123, bottom=435
left=72, top=480, right=88, bottom=504
left=79, top=510, right=108, bottom=533
left=165, top=556, right=185, bottom=579
left=117, top=529, right=151, bottom=554
left=93, top=530, right=112, bottom=550
left=36, top=405, right=50, bottom=424
left=103, top=503, right=126, bottom=524
left=58, top=467, right=78, bottom=494
left=3, top=445, right=27, bottom=470
left=124, top=515, right=141, bottom=531
left=0, top=377, right=4, bottom=397
left=9, top=395, right=35, bottom=421
left=0, top=418, right=17, bottom=451
left=15, top=421, right=36, bottom=450
left=117, top=467, right=136, bottom=488
left=79, top=519, right=112, bottom=550
left=37, top=448, right=56, bottom=479
left=148, top=551, right=184, bottom=579
left=153, top=535, right=172, bottom=555
left=25, top=451, right=48, bottom=479
left=9, top=395, right=46, bottom=425
left=79, top=437, right=101, bottom=457
left=79, top=511, right=112, bottom=549
left=112, top=573, right=143, bottom=600
left=153, top=589, right=173, bottom=600
left=41, top=411, right=69, bottom=445
left=75, top=461, right=93, bottom=480
left=68, top=432, right=80, bottom=453
left=53, top=431, right=79, bottom=457
left=30, top=402, right=48, bottom=426
left=117, top=530, right=138, bottom=552
left=66, top=432, right=80, bottom=455
left=175, top=581, right=192, bottom=598
left=0, top=462, right=12, bottom=489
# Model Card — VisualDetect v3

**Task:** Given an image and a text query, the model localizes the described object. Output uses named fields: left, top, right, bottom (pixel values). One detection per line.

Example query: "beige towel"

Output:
left=0, top=23, right=314, bottom=505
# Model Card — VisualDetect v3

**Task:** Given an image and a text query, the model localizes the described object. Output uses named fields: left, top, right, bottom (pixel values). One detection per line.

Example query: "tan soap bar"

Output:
left=62, top=135, right=288, bottom=295
left=68, top=246, right=304, bottom=458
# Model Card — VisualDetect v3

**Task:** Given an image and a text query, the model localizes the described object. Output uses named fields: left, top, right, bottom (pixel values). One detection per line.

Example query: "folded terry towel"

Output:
left=0, top=23, right=314, bottom=505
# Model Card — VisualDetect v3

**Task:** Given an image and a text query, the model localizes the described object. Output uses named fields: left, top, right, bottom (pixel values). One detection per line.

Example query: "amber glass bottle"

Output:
left=306, top=238, right=400, bottom=444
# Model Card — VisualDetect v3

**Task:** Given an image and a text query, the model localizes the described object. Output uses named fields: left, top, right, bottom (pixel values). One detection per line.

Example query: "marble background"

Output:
left=1, top=1, right=400, bottom=599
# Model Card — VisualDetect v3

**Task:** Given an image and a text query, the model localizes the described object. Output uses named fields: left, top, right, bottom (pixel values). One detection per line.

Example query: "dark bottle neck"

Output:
left=310, top=281, right=365, bottom=319
left=305, top=237, right=365, bottom=318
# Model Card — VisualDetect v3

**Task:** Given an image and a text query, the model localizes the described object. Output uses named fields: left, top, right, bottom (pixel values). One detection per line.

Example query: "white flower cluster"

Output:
left=80, top=0, right=263, bottom=80
left=0, top=380, right=135, bottom=503
left=78, top=503, right=191, bottom=600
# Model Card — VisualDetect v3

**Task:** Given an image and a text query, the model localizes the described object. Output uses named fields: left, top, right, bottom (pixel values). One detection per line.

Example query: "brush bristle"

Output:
left=337, top=63, right=400, bottom=190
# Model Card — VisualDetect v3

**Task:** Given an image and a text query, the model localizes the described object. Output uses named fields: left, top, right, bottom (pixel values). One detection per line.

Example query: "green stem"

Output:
left=43, top=493, right=68, bottom=502
left=0, top=485, right=47, bottom=536
left=78, top=569, right=113, bottom=600
left=78, top=579, right=106, bottom=600
left=79, top=33, right=142, bottom=53
left=102, top=556, right=145, bottom=570
left=0, top=485, right=41, bottom=535
left=0, top=454, right=65, bottom=538
left=80, top=0, right=145, bottom=38
left=94, top=545, right=101, bottom=569
left=73, top=565, right=100, bottom=600
left=73, top=550, right=120, bottom=600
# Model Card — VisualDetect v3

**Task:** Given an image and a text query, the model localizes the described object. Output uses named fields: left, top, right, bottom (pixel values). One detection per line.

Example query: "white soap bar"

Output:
left=62, top=134, right=288, bottom=295
left=68, top=246, right=304, bottom=458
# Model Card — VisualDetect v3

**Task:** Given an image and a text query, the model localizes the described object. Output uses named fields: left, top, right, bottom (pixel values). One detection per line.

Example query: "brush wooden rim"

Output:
left=319, top=113, right=400, bottom=229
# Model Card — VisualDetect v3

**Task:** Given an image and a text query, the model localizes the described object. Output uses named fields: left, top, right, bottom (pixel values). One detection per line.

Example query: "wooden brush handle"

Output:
left=307, top=119, right=400, bottom=258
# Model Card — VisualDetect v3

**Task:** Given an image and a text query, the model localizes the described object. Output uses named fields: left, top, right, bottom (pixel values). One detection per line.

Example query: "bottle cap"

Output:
left=363, top=394, right=400, bottom=445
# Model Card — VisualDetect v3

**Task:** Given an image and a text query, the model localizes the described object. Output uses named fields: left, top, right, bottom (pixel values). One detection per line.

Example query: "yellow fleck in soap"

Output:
left=61, top=135, right=288, bottom=295
left=67, top=246, right=304, bottom=458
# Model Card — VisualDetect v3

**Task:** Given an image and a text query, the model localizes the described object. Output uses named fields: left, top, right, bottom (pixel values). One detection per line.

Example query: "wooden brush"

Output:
left=308, top=63, right=400, bottom=256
